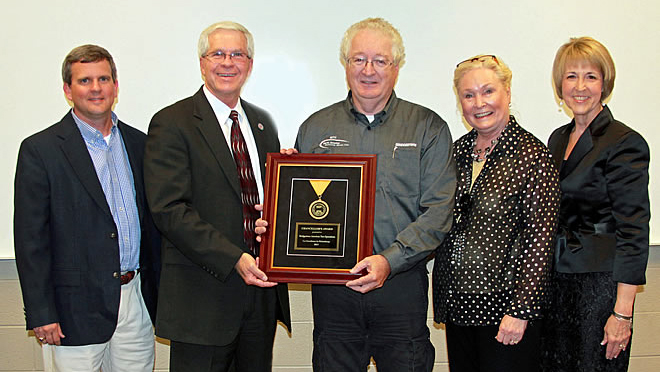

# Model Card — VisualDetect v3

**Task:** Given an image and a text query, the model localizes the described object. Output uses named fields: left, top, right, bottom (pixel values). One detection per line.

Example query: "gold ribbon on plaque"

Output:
left=308, top=179, right=331, bottom=220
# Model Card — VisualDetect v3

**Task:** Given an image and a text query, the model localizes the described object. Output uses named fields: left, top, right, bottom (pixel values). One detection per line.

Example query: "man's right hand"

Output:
left=234, top=253, right=278, bottom=287
left=33, top=322, right=65, bottom=345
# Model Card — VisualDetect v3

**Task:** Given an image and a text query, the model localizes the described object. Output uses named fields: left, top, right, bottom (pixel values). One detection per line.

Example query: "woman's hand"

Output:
left=496, top=315, right=528, bottom=345
left=601, top=314, right=632, bottom=359
left=601, top=282, right=637, bottom=359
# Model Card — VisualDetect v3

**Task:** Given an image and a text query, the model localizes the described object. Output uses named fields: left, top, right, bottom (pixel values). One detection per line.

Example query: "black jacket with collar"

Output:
left=14, top=111, right=161, bottom=345
left=144, top=87, right=291, bottom=346
left=548, top=105, right=649, bottom=284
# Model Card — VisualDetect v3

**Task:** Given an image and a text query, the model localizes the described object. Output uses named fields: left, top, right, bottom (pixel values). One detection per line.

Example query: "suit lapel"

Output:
left=192, top=89, right=242, bottom=198
left=548, top=126, right=569, bottom=174
left=241, top=99, right=268, bottom=183
left=561, top=127, right=593, bottom=179
left=118, top=123, right=145, bottom=222
left=554, top=106, right=612, bottom=180
left=58, top=112, right=113, bottom=218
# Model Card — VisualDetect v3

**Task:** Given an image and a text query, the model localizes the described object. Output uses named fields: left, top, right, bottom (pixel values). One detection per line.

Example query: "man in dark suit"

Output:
left=14, top=44, right=161, bottom=371
left=144, top=21, right=290, bottom=372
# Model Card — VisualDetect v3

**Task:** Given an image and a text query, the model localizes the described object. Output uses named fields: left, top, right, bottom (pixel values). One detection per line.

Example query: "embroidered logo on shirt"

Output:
left=392, top=142, right=417, bottom=158
left=320, top=136, right=350, bottom=148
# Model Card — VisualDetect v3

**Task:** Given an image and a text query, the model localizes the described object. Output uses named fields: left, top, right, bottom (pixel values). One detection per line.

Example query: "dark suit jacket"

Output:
left=144, top=87, right=291, bottom=346
left=548, top=105, right=649, bottom=284
left=13, top=111, right=161, bottom=346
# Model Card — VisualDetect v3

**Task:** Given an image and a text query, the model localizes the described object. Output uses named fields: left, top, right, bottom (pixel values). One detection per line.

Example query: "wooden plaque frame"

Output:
left=259, top=153, right=377, bottom=284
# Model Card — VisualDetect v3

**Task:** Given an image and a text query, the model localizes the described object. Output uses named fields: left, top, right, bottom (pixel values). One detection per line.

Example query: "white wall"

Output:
left=2, top=0, right=659, bottom=257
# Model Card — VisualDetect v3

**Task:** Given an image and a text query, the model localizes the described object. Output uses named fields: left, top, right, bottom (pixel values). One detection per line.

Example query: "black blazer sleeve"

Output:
left=605, top=130, right=650, bottom=284
left=14, top=135, right=59, bottom=329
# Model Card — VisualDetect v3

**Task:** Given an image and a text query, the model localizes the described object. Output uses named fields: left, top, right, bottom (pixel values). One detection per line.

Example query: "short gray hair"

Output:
left=339, top=18, right=405, bottom=68
left=198, top=21, right=254, bottom=58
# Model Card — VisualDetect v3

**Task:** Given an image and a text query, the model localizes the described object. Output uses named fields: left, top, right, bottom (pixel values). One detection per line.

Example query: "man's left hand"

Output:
left=346, top=255, right=391, bottom=293
left=254, top=204, right=268, bottom=242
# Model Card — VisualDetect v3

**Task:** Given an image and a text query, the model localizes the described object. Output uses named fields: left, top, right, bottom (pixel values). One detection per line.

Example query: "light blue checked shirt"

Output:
left=73, top=111, right=141, bottom=272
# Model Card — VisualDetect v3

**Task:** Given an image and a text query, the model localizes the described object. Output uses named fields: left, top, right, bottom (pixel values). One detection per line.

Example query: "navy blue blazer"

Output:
left=14, top=111, right=161, bottom=346
left=548, top=105, right=649, bottom=284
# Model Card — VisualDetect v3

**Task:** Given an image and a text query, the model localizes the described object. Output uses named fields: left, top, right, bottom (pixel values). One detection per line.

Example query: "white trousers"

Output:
left=42, top=273, right=155, bottom=372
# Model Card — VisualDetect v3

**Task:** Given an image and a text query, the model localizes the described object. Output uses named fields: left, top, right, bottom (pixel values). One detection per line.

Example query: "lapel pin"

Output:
left=258, top=123, right=264, bottom=131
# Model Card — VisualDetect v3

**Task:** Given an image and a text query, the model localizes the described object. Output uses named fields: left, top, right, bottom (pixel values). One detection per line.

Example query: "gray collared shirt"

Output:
left=295, top=91, right=456, bottom=275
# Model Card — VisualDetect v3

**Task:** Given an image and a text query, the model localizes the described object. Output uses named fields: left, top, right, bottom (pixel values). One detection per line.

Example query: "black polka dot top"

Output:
left=433, top=116, right=560, bottom=326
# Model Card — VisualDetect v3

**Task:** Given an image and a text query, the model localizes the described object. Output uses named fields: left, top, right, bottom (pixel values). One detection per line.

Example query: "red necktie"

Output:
left=229, top=110, right=261, bottom=255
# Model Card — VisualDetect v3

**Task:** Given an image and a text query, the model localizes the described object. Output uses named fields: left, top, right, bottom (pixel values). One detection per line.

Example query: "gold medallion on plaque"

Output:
left=308, top=179, right=331, bottom=220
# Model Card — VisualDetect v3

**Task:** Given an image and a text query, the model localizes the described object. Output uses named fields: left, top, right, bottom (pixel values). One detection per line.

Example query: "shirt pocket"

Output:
left=378, top=145, right=419, bottom=197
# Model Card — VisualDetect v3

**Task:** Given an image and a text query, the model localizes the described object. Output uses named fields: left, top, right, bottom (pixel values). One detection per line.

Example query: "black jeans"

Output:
left=311, top=265, right=434, bottom=372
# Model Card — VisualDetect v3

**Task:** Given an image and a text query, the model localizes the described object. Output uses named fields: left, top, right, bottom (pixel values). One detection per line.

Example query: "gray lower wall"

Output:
left=1, top=246, right=659, bottom=371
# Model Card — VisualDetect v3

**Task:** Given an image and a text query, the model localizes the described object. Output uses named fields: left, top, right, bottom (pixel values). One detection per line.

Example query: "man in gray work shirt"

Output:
left=296, top=18, right=456, bottom=371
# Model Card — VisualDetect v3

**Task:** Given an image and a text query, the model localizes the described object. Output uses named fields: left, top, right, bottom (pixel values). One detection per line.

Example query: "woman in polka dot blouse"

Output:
left=432, top=54, right=560, bottom=372
left=541, top=37, right=650, bottom=372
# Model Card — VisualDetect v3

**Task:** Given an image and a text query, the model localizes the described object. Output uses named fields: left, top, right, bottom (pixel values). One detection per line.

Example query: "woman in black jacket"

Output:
left=542, top=36, right=650, bottom=372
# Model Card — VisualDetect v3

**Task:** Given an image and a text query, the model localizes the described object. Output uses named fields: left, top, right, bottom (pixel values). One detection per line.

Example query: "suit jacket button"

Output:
left=110, top=232, right=117, bottom=239
left=113, top=271, right=120, bottom=279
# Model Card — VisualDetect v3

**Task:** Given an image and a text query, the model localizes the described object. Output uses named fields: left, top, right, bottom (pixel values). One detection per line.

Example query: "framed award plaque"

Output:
left=259, top=153, right=377, bottom=284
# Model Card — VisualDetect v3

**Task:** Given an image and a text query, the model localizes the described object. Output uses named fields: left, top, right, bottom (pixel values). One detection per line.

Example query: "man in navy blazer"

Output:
left=14, top=44, right=160, bottom=371
left=144, top=21, right=290, bottom=371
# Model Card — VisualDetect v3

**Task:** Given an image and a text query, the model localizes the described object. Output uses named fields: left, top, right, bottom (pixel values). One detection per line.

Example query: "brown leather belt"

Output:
left=120, top=270, right=136, bottom=285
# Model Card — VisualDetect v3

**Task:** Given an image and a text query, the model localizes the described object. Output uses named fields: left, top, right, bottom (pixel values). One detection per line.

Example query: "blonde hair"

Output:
left=454, top=54, right=512, bottom=91
left=552, top=37, right=615, bottom=100
left=339, top=17, right=405, bottom=68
